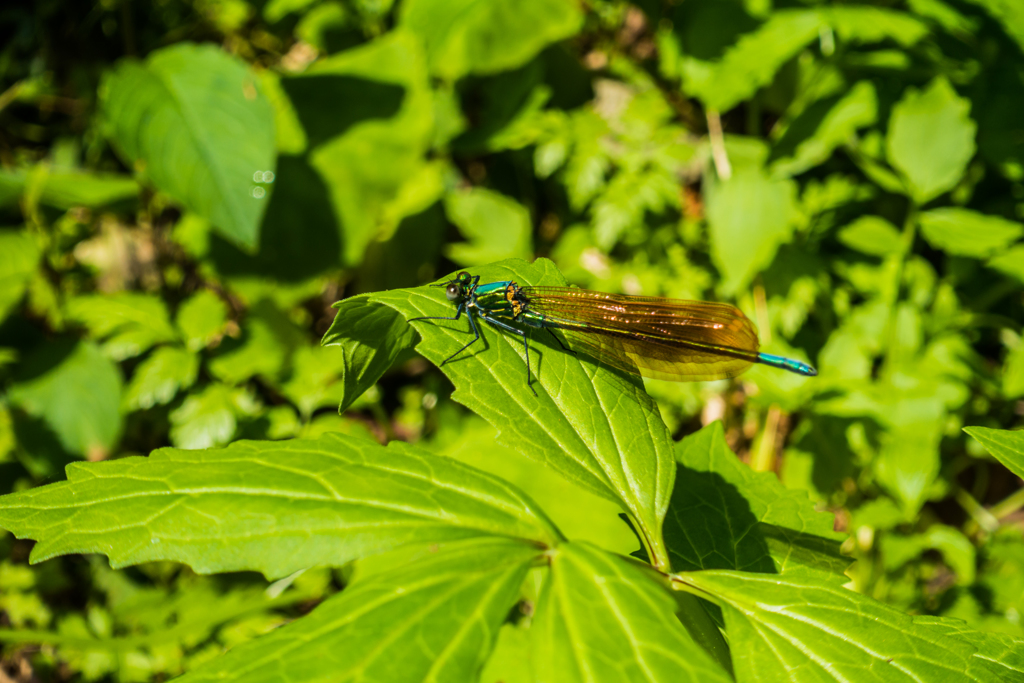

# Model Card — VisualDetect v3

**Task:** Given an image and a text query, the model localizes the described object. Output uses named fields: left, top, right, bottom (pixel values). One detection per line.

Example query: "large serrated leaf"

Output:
left=679, top=568, right=1007, bottom=682
left=176, top=538, right=541, bottom=683
left=0, top=433, right=561, bottom=579
left=101, top=43, right=276, bottom=250
left=964, top=426, right=1024, bottom=481
left=323, top=258, right=675, bottom=569
left=531, top=542, right=732, bottom=683
left=666, top=423, right=848, bottom=577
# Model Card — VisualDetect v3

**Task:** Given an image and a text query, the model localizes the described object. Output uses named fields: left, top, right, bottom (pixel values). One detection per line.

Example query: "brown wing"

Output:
left=520, top=287, right=760, bottom=382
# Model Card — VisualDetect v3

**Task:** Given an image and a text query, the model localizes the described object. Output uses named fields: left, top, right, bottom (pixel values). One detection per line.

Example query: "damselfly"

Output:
left=409, top=271, right=816, bottom=395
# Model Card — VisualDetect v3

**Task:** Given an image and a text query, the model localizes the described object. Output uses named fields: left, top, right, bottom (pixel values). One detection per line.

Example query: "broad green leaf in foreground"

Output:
left=531, top=542, right=731, bottom=683
left=919, top=208, right=1023, bottom=258
left=885, top=77, right=977, bottom=204
left=400, top=0, right=583, bottom=81
left=0, top=229, right=39, bottom=323
left=324, top=258, right=676, bottom=569
left=912, top=616, right=1024, bottom=680
left=964, top=426, right=1024, bottom=481
left=0, top=433, right=561, bottom=578
left=7, top=340, right=123, bottom=458
left=177, top=538, right=541, bottom=683
left=665, top=423, right=847, bottom=577
left=100, top=42, right=276, bottom=250
left=678, top=569, right=1009, bottom=682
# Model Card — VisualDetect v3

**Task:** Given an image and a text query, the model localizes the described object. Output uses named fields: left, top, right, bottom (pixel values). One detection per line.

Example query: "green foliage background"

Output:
left=1, top=0, right=1024, bottom=680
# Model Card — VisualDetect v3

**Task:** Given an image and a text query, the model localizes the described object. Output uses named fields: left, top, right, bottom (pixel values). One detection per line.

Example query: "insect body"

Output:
left=409, top=271, right=816, bottom=395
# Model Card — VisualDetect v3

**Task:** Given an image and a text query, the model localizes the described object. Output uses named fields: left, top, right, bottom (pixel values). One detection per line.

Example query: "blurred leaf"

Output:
left=333, top=258, right=676, bottom=569
left=881, top=524, right=976, bottom=584
left=1004, top=343, right=1024, bottom=399
left=208, top=300, right=304, bottom=385
left=531, top=542, right=732, bottom=683
left=279, top=346, right=349, bottom=418
left=7, top=340, right=122, bottom=458
left=964, top=426, right=1024, bottom=481
left=400, top=0, right=583, bottom=81
left=101, top=43, right=276, bottom=250
left=0, top=167, right=139, bottom=210
left=177, top=539, right=540, bottom=683
left=307, top=31, right=437, bottom=266
left=706, top=163, right=798, bottom=294
left=826, top=6, right=929, bottom=46
left=444, top=187, right=533, bottom=266
left=0, top=229, right=39, bottom=323
left=886, top=77, right=977, bottom=204
left=0, top=434, right=560, bottom=578
left=679, top=9, right=822, bottom=113
left=987, top=245, right=1024, bottom=284
left=919, top=208, right=1023, bottom=258
left=770, top=81, right=878, bottom=177
left=964, top=0, right=1024, bottom=52
left=169, top=383, right=252, bottom=450
left=679, top=568, right=1010, bottom=682
left=837, top=216, right=904, bottom=256
left=175, top=290, right=229, bottom=351
left=66, top=293, right=179, bottom=361
left=667, top=423, right=847, bottom=577
left=321, top=296, right=417, bottom=413
left=123, top=346, right=200, bottom=411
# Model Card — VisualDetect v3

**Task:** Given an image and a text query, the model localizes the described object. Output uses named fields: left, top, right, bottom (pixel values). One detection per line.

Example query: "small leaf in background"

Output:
left=837, top=215, right=904, bottom=256
left=826, top=5, right=929, bottom=46
left=123, top=346, right=200, bottom=411
left=987, top=245, right=1024, bottom=284
left=7, top=341, right=122, bottom=459
left=965, top=0, right=1024, bottom=53
left=919, top=208, right=1023, bottom=258
left=0, top=229, right=40, bottom=323
left=964, top=426, right=1024, bottom=481
left=886, top=77, right=977, bottom=204
left=279, top=346, right=348, bottom=418
left=706, top=165, right=799, bottom=294
left=444, top=187, right=533, bottom=266
left=101, top=43, right=276, bottom=250
left=679, top=568, right=1008, bottom=682
left=66, top=293, right=179, bottom=360
left=0, top=435, right=559, bottom=577
left=531, top=542, right=732, bottom=683
left=400, top=0, right=584, bottom=81
left=1004, top=342, right=1024, bottom=398
left=176, top=539, right=540, bottom=683
left=208, top=300, right=304, bottom=385
left=176, top=290, right=229, bottom=351
left=169, top=383, right=252, bottom=450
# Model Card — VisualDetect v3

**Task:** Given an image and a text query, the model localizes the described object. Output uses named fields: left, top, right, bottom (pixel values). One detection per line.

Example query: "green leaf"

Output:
left=706, top=163, right=799, bottom=294
left=886, top=77, right=977, bottom=204
left=679, top=568, right=1006, bottom=682
left=964, top=0, right=1024, bottom=53
left=305, top=31, right=437, bottom=266
left=278, top=346, right=349, bottom=418
left=0, top=229, right=40, bottom=323
left=987, top=245, right=1024, bottom=284
left=919, top=208, right=1023, bottom=258
left=964, top=426, right=1024, bottom=481
left=175, top=290, right=229, bottom=351
left=66, top=293, right=179, bottom=360
left=667, top=423, right=847, bottom=576
left=100, top=43, right=276, bottom=250
left=913, top=616, right=1024, bottom=680
left=770, top=81, right=878, bottom=178
left=177, top=538, right=540, bottom=683
left=531, top=542, right=732, bottom=683
left=826, top=6, right=929, bottom=46
left=400, top=0, right=583, bottom=81
left=0, top=434, right=560, bottom=578
left=327, top=258, right=676, bottom=569
left=0, top=168, right=139, bottom=210
left=321, top=297, right=417, bottom=413
left=168, top=383, right=252, bottom=450
left=122, top=346, right=200, bottom=411
left=207, top=300, right=304, bottom=386
left=679, top=10, right=823, bottom=113
left=7, top=341, right=122, bottom=458
left=837, top=216, right=903, bottom=256
left=1004, top=342, right=1024, bottom=399
left=444, top=187, right=533, bottom=266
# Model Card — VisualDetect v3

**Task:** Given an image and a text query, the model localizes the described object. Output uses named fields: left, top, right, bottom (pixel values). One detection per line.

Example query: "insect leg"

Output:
left=546, top=327, right=576, bottom=355
left=439, top=308, right=483, bottom=366
left=482, top=315, right=538, bottom=397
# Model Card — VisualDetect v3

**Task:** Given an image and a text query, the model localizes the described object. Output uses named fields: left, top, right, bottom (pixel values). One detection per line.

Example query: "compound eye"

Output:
left=445, top=283, right=461, bottom=302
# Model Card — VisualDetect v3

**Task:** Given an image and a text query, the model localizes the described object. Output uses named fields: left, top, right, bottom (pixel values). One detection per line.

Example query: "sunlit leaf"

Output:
left=123, top=346, right=200, bottom=411
left=0, top=229, right=39, bottom=323
left=964, top=426, right=1024, bottom=481
left=919, top=208, right=1023, bottom=258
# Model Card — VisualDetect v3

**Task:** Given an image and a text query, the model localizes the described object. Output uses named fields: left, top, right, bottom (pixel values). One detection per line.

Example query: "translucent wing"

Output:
left=520, top=287, right=760, bottom=382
